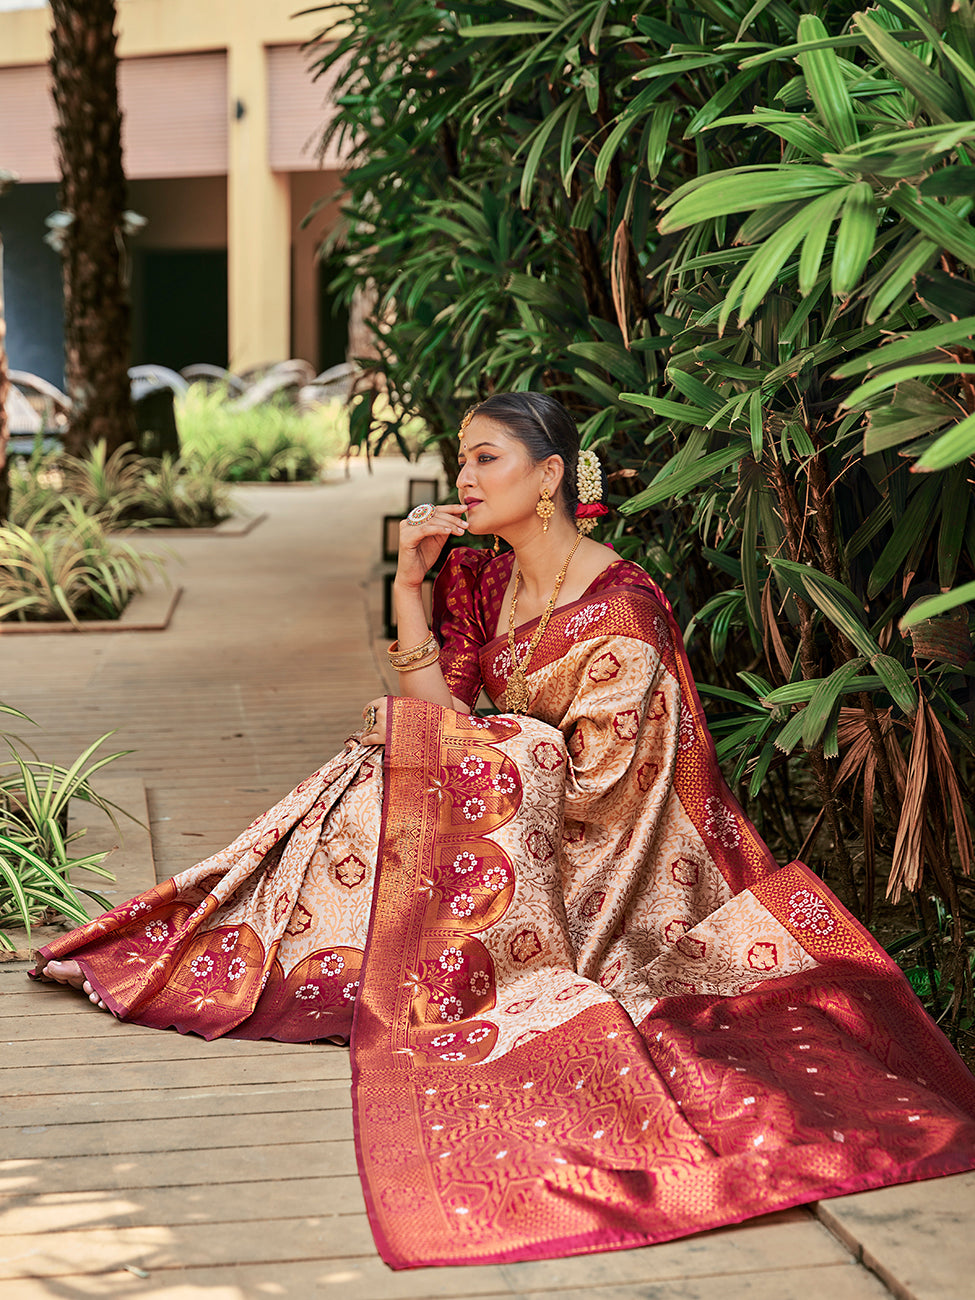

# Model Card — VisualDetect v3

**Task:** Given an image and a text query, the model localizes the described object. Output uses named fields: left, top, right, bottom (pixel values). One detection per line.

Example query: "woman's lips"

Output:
left=464, top=498, right=483, bottom=508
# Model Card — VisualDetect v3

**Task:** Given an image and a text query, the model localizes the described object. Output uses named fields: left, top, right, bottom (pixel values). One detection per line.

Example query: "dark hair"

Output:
left=469, top=392, right=581, bottom=518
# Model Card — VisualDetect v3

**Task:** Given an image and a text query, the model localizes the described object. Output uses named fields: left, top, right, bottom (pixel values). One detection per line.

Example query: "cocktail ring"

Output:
left=363, top=704, right=378, bottom=730
left=406, top=503, right=436, bottom=525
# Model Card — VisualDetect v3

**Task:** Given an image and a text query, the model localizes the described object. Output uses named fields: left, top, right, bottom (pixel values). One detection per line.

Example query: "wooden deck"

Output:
left=1, top=465, right=971, bottom=1298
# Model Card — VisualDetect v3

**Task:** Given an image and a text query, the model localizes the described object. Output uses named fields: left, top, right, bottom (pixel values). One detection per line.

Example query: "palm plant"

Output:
left=609, top=5, right=974, bottom=1023
left=0, top=170, right=15, bottom=523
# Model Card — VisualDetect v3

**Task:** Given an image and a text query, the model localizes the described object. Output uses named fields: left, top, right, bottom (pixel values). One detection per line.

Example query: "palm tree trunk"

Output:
left=50, top=0, right=136, bottom=458
left=0, top=227, right=11, bottom=523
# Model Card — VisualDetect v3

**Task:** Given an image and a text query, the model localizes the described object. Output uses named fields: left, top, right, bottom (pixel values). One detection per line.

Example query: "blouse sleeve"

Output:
left=432, top=547, right=491, bottom=709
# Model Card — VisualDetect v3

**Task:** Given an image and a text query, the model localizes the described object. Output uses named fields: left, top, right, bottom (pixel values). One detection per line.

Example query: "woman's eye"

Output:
left=478, top=455, right=495, bottom=464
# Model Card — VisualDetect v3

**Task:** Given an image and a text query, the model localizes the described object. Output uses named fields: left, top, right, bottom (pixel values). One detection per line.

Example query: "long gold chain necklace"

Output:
left=504, top=534, right=582, bottom=714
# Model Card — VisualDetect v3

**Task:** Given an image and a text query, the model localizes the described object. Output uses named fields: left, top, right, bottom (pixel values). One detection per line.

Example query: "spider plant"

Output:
left=136, top=452, right=234, bottom=527
left=0, top=501, right=166, bottom=623
left=7, top=444, right=63, bottom=528
left=59, top=440, right=147, bottom=527
left=10, top=440, right=236, bottom=532
left=0, top=720, right=129, bottom=950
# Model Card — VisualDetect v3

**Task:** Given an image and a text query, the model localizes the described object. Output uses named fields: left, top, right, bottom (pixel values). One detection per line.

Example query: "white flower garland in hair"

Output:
left=575, top=448, right=608, bottom=535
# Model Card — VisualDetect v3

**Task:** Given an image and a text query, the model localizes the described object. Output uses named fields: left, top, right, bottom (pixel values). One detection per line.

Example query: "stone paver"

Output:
left=0, top=458, right=969, bottom=1297
left=815, top=1173, right=975, bottom=1300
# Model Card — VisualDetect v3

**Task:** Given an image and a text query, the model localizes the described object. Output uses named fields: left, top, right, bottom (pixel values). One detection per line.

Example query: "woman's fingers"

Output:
left=359, top=697, right=387, bottom=745
left=400, top=505, right=468, bottom=544
left=396, top=508, right=467, bottom=584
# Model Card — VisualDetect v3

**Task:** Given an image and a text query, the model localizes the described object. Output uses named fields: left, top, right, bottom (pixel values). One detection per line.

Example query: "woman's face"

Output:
left=456, top=416, right=558, bottom=536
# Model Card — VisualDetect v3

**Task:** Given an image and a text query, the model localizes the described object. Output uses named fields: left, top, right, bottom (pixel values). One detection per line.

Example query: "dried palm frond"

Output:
left=890, top=695, right=929, bottom=902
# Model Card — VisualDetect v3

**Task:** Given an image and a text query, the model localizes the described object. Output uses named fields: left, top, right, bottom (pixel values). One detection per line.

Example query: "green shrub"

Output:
left=176, top=383, right=349, bottom=482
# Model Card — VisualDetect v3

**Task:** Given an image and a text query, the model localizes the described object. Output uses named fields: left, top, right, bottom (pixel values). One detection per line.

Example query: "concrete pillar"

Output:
left=227, top=36, right=290, bottom=372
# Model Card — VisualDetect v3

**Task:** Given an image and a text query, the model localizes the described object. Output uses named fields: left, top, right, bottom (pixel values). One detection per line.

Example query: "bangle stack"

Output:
left=388, top=632, right=440, bottom=673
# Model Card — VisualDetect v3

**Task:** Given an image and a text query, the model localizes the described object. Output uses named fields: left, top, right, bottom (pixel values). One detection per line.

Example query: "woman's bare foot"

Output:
left=40, top=959, right=109, bottom=1011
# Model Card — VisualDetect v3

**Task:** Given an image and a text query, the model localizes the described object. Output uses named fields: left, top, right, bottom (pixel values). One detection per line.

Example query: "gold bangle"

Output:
left=394, top=648, right=441, bottom=673
left=388, top=632, right=435, bottom=660
left=388, top=648, right=437, bottom=669
left=387, top=633, right=438, bottom=669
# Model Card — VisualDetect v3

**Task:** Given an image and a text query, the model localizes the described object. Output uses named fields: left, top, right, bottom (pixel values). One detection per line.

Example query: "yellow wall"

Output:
left=0, top=1, right=349, bottom=63
left=1, top=1, right=350, bottom=372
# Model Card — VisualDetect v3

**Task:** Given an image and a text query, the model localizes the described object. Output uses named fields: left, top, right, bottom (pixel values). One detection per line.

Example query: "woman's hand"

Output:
left=359, top=697, right=388, bottom=745
left=395, top=503, right=468, bottom=590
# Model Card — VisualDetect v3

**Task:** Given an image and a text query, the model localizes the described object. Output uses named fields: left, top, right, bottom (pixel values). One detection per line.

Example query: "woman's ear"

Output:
left=541, top=454, right=565, bottom=499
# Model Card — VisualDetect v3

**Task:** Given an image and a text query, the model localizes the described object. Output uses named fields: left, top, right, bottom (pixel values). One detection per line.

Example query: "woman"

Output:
left=35, top=393, right=975, bottom=1270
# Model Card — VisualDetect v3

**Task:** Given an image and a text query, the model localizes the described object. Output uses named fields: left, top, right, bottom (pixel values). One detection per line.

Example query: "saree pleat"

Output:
left=33, top=559, right=975, bottom=1269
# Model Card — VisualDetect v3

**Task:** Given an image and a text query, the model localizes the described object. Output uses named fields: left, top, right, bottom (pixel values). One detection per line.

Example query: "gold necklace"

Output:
left=504, top=534, right=582, bottom=714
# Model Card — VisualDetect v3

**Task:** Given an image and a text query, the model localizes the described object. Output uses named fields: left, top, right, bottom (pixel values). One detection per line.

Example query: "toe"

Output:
left=82, top=980, right=109, bottom=1012
left=43, top=960, right=80, bottom=986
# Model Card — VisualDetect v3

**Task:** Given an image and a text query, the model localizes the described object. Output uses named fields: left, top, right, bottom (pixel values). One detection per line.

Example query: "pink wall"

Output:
left=0, top=51, right=229, bottom=182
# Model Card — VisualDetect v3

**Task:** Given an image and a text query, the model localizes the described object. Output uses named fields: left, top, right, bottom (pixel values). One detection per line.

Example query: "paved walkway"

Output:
left=1, top=458, right=972, bottom=1298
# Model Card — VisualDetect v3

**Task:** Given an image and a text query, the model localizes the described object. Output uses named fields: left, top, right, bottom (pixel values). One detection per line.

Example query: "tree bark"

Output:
left=0, top=231, right=10, bottom=523
left=50, top=0, right=136, bottom=458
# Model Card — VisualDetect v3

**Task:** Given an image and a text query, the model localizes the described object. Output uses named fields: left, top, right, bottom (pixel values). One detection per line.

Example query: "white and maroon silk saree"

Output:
left=35, top=548, right=975, bottom=1268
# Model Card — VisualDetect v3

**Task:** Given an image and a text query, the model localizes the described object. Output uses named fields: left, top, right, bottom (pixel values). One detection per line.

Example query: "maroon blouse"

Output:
left=432, top=546, right=667, bottom=709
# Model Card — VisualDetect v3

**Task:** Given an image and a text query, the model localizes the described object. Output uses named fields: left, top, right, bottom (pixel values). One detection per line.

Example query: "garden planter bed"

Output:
left=119, top=510, right=267, bottom=538
left=0, top=581, right=182, bottom=635
left=230, top=479, right=333, bottom=487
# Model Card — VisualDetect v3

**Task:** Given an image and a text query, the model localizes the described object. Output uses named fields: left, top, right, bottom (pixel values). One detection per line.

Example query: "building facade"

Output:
left=0, top=0, right=349, bottom=383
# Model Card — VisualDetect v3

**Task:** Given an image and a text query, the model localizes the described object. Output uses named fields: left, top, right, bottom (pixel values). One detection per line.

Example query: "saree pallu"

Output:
left=34, top=580, right=975, bottom=1269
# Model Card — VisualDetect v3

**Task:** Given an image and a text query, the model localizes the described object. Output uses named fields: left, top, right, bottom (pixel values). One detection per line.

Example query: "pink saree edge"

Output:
left=31, top=943, right=355, bottom=1045
left=660, top=601, right=781, bottom=891
left=366, top=1148, right=975, bottom=1271
left=349, top=694, right=402, bottom=1270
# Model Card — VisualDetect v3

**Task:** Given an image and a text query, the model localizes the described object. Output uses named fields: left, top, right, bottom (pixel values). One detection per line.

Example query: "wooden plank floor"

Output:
left=0, top=462, right=954, bottom=1297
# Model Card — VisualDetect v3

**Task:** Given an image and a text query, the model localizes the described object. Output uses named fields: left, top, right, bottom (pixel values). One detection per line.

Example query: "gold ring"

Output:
left=363, top=704, right=377, bottom=730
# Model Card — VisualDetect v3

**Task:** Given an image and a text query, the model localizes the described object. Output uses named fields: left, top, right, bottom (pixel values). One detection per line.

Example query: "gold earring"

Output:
left=536, top=487, right=555, bottom=533
left=491, top=534, right=501, bottom=556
